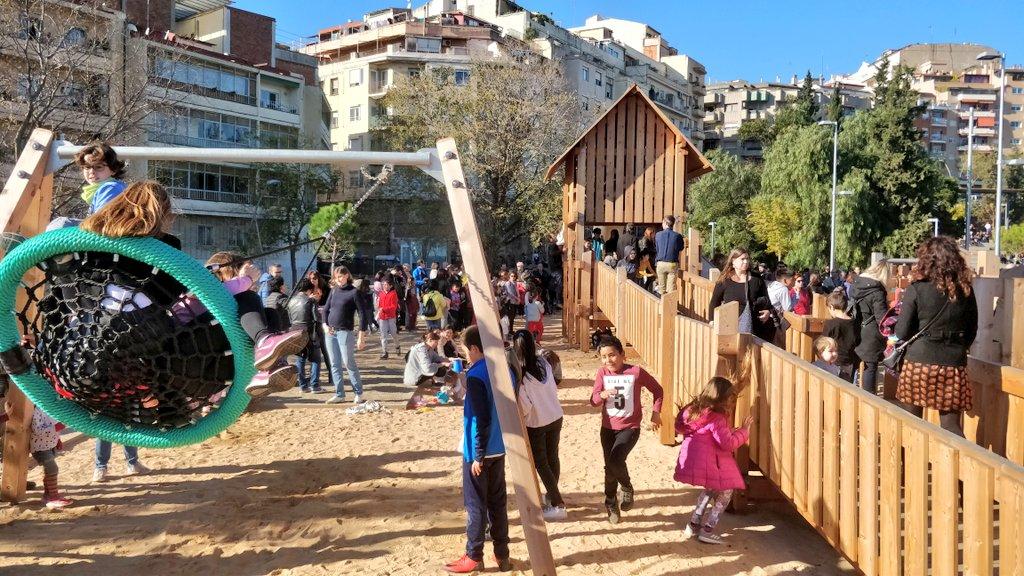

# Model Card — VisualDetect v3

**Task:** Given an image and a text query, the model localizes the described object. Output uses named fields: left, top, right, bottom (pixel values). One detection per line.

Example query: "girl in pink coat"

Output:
left=674, top=376, right=753, bottom=544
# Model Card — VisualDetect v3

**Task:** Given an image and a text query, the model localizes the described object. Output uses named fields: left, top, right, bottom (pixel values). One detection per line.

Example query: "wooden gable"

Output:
left=547, top=84, right=713, bottom=226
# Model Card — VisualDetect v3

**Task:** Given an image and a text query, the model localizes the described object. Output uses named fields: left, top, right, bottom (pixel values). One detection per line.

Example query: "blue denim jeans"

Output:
left=324, top=328, right=362, bottom=398
left=95, top=440, right=138, bottom=469
left=463, top=457, right=510, bottom=561
left=426, top=318, right=442, bottom=330
left=294, top=356, right=321, bottom=390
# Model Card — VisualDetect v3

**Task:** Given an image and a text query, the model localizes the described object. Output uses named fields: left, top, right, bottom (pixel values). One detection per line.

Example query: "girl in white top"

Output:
left=513, top=329, right=566, bottom=521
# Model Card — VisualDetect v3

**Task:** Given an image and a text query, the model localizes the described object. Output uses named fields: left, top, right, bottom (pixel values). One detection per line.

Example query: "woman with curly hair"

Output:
left=893, top=236, right=978, bottom=436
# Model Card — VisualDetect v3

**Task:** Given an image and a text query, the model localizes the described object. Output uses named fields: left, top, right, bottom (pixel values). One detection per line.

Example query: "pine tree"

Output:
left=826, top=83, right=843, bottom=123
left=796, top=70, right=819, bottom=123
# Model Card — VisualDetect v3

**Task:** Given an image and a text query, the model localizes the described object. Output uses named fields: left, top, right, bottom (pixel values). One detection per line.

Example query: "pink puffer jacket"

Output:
left=673, top=407, right=749, bottom=491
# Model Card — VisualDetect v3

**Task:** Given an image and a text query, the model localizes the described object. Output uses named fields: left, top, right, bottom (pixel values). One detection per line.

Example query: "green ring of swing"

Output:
left=0, top=227, right=255, bottom=448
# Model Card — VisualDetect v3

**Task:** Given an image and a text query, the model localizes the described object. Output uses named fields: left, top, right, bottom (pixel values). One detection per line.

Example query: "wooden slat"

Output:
left=821, top=383, right=840, bottom=546
left=643, top=106, right=655, bottom=223
left=929, top=439, right=958, bottom=576
left=781, top=359, right=796, bottom=498
left=1008, top=395, right=1024, bottom=465
left=839, top=391, right=858, bottom=561
left=623, top=95, right=636, bottom=222
left=602, top=108, right=616, bottom=223
left=793, top=367, right=809, bottom=514
left=903, top=426, right=928, bottom=575
left=674, top=140, right=686, bottom=218
left=857, top=403, right=879, bottom=576
left=960, top=454, right=994, bottom=576
left=769, top=351, right=783, bottom=484
left=806, top=374, right=824, bottom=525
left=878, top=413, right=902, bottom=570
left=585, top=130, right=596, bottom=222
left=664, top=132, right=676, bottom=217
left=652, top=118, right=665, bottom=223
left=633, top=96, right=646, bottom=219
left=614, top=99, right=626, bottom=222
left=999, top=474, right=1024, bottom=575
left=758, top=348, right=771, bottom=473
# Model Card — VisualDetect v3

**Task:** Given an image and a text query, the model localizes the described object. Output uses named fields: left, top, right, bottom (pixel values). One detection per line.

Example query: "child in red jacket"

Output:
left=674, top=376, right=753, bottom=544
left=376, top=277, right=400, bottom=359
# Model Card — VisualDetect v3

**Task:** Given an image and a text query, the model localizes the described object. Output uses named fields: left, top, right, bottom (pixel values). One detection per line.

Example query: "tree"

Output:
left=826, top=83, right=843, bottom=123
left=251, top=157, right=340, bottom=281
left=1003, top=222, right=1024, bottom=256
left=686, top=149, right=763, bottom=259
left=736, top=73, right=818, bottom=151
left=309, top=202, right=358, bottom=264
left=377, top=55, right=586, bottom=263
left=795, top=70, right=819, bottom=125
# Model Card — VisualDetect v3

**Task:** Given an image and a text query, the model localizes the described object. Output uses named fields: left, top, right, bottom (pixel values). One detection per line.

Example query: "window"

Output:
left=330, top=111, right=339, bottom=128
left=454, top=70, right=470, bottom=86
left=582, top=99, right=589, bottom=111
left=63, top=27, right=87, bottom=46
left=198, top=225, right=214, bottom=246
left=348, top=170, right=364, bottom=187
left=1012, top=121, right=1022, bottom=129
left=349, top=105, right=361, bottom=121
left=329, top=77, right=339, bottom=95
left=260, top=89, right=280, bottom=110
left=1012, top=138, right=1022, bottom=145
left=408, top=67, right=421, bottom=78
left=1013, top=87, right=1024, bottom=95
left=581, top=67, right=589, bottom=82
left=605, top=82, right=613, bottom=99
left=348, top=136, right=363, bottom=150
left=406, top=36, right=441, bottom=53
left=349, top=69, right=363, bottom=87
left=1012, top=105, right=1023, bottom=113
left=19, top=16, right=41, bottom=40
left=595, top=72, right=602, bottom=87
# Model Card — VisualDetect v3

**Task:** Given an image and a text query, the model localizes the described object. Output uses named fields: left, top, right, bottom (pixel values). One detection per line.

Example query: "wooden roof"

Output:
left=545, top=84, right=713, bottom=182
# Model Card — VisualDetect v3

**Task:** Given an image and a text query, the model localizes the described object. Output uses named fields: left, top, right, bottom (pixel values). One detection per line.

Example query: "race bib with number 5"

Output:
left=603, top=374, right=636, bottom=419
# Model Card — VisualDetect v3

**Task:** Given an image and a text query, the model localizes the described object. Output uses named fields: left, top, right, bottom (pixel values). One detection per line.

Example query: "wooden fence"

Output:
left=591, top=276, right=1024, bottom=575
left=678, top=270, right=713, bottom=322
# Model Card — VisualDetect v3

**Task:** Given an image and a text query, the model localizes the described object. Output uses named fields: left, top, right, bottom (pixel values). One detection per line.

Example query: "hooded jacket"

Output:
left=851, top=275, right=890, bottom=362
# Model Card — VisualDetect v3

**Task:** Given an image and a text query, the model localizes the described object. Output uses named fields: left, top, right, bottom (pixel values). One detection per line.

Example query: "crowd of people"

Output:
left=588, top=216, right=688, bottom=296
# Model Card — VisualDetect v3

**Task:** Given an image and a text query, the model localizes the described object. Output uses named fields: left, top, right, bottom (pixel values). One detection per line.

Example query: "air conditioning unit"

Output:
left=443, top=40, right=453, bottom=47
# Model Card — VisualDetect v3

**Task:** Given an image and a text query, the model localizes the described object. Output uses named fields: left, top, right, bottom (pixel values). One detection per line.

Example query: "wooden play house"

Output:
left=545, top=84, right=713, bottom=349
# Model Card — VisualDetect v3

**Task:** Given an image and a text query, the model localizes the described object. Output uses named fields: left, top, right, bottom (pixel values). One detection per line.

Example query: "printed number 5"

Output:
left=613, top=387, right=626, bottom=410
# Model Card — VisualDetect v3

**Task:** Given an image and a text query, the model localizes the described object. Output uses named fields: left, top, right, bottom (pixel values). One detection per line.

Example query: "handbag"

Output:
left=881, top=299, right=949, bottom=373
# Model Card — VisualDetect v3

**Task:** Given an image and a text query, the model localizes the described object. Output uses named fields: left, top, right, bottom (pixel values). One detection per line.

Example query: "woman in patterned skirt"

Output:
left=893, top=236, right=978, bottom=437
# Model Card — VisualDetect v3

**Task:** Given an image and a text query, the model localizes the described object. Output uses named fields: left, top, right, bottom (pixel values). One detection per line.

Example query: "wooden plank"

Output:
left=999, top=474, right=1024, bottom=575
left=902, top=426, right=928, bottom=576
left=664, top=133, right=676, bottom=217
left=781, top=359, right=796, bottom=498
left=1007, top=395, right=1024, bottom=465
left=614, top=98, right=626, bottom=222
left=959, top=453, right=993, bottom=576
left=769, top=351, right=783, bottom=484
left=793, top=367, right=809, bottom=514
left=659, top=291, right=677, bottom=445
left=821, top=383, right=840, bottom=546
left=623, top=95, right=636, bottom=222
left=585, top=130, right=597, bottom=223
left=839, top=390, right=858, bottom=562
left=806, top=375, right=824, bottom=526
left=674, top=140, right=686, bottom=220
left=929, top=439, right=958, bottom=576
left=1009, top=279, right=1024, bottom=368
left=437, top=138, right=557, bottom=576
left=1, top=130, right=55, bottom=504
left=878, top=413, right=902, bottom=570
left=643, top=106, right=656, bottom=223
left=652, top=118, right=665, bottom=223
left=633, top=96, right=645, bottom=220
left=857, top=402, right=879, bottom=576
left=602, top=109, right=616, bottom=223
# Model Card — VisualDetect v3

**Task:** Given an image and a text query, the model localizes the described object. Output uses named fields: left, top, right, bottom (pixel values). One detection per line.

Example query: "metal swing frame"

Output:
left=0, top=129, right=556, bottom=576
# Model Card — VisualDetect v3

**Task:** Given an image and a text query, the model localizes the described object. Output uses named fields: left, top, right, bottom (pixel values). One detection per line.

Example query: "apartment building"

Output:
left=837, top=43, right=1024, bottom=177
left=702, top=78, right=872, bottom=160
left=129, top=0, right=325, bottom=274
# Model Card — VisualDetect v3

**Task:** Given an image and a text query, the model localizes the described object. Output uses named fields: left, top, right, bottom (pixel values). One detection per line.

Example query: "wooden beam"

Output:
left=659, top=290, right=678, bottom=445
left=436, top=138, right=556, bottom=576
left=1, top=128, right=55, bottom=504
left=686, top=228, right=700, bottom=276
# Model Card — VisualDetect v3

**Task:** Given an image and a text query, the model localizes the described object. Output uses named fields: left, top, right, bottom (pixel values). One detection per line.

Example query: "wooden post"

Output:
left=615, top=265, right=627, bottom=331
left=686, top=228, right=700, bottom=276
left=1006, top=278, right=1024, bottom=369
left=579, top=258, right=592, bottom=353
left=1, top=129, right=55, bottom=504
left=435, top=139, right=556, bottom=576
left=659, top=290, right=678, bottom=445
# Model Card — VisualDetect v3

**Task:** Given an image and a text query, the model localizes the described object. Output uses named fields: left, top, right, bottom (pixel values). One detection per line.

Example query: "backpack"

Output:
left=422, top=293, right=438, bottom=318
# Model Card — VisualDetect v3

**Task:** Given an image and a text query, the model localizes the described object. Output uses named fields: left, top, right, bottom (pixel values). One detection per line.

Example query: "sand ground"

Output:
left=0, top=317, right=855, bottom=576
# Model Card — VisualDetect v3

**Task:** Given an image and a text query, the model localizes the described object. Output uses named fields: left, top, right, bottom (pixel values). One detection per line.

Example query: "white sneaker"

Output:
left=125, top=462, right=150, bottom=476
left=682, top=523, right=698, bottom=540
left=92, top=468, right=108, bottom=483
left=697, top=531, right=724, bottom=545
left=326, top=395, right=345, bottom=404
left=542, top=505, right=567, bottom=521
left=353, top=394, right=364, bottom=404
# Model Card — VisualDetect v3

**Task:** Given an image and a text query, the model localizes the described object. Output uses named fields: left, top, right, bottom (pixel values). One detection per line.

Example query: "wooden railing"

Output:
left=593, top=262, right=618, bottom=321
left=678, top=270, right=713, bottom=322
left=590, top=274, right=1024, bottom=575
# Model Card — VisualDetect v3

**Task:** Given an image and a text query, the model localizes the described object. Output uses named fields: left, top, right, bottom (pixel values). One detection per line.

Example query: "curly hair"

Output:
left=913, top=236, right=973, bottom=301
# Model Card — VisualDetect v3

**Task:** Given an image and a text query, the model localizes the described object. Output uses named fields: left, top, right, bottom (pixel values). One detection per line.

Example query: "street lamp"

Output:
left=708, top=221, right=717, bottom=260
left=818, top=120, right=839, bottom=272
left=964, top=108, right=976, bottom=249
left=927, top=217, right=940, bottom=237
left=978, top=51, right=1006, bottom=255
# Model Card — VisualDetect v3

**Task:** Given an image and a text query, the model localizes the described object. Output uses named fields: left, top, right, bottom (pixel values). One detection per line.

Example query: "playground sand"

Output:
left=0, top=320, right=854, bottom=575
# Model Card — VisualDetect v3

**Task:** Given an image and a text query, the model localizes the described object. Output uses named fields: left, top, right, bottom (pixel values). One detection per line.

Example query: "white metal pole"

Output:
left=966, top=107, right=975, bottom=249
left=994, top=55, right=1007, bottom=255
left=709, top=222, right=716, bottom=259
left=829, top=122, right=838, bottom=272
left=55, top=145, right=434, bottom=167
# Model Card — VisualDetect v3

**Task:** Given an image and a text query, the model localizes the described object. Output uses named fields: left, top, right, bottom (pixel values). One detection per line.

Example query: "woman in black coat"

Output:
left=893, top=237, right=978, bottom=437
left=851, top=260, right=891, bottom=394
left=709, top=247, right=776, bottom=342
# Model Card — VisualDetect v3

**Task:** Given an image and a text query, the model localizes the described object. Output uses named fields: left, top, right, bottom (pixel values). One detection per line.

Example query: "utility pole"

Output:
left=965, top=108, right=975, bottom=250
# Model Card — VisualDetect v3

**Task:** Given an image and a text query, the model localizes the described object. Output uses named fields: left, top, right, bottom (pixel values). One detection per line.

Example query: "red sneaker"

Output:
left=443, top=554, right=483, bottom=573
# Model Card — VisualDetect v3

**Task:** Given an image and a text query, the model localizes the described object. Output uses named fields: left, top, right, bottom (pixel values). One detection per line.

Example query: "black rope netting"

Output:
left=16, top=251, right=235, bottom=430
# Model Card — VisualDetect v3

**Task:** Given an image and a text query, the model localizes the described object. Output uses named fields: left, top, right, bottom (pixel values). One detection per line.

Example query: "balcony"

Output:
left=148, top=132, right=256, bottom=149
left=959, top=144, right=994, bottom=152
left=958, top=93, right=998, bottom=104
left=259, top=99, right=298, bottom=114
left=930, top=118, right=948, bottom=127
left=960, top=127, right=996, bottom=137
left=959, top=109, right=996, bottom=120
left=369, top=80, right=390, bottom=98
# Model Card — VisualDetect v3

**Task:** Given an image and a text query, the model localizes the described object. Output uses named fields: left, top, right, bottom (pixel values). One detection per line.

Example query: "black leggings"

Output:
left=235, top=291, right=270, bottom=343
left=861, top=362, right=880, bottom=394
left=527, top=417, right=564, bottom=507
left=600, top=427, right=640, bottom=503
left=899, top=402, right=964, bottom=437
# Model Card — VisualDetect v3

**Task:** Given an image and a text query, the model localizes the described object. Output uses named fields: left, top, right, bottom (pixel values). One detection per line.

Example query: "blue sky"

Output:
left=237, top=0, right=1024, bottom=82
